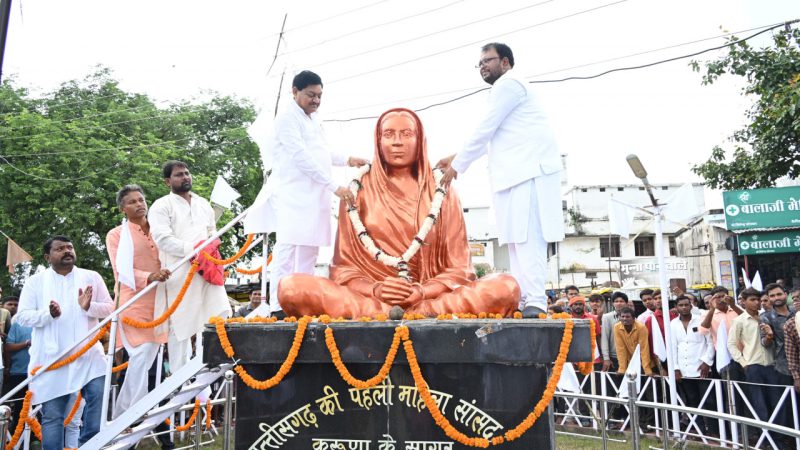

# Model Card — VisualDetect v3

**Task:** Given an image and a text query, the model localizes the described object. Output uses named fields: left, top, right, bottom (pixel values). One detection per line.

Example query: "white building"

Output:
left=673, top=210, right=737, bottom=291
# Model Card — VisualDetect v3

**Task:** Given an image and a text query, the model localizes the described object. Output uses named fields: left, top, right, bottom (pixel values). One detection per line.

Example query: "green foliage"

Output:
left=691, top=27, right=800, bottom=189
left=0, top=69, right=262, bottom=294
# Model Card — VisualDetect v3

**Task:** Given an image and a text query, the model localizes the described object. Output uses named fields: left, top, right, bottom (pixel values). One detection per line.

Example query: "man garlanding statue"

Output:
left=149, top=161, right=231, bottom=372
left=278, top=108, right=520, bottom=318
left=438, top=42, right=564, bottom=318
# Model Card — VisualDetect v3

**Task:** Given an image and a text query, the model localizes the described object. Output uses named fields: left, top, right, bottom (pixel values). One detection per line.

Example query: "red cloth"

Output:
left=195, top=239, right=225, bottom=286
left=572, top=312, right=602, bottom=362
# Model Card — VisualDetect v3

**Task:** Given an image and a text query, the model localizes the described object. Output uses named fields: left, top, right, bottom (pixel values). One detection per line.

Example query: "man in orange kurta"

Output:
left=106, top=185, right=171, bottom=417
left=279, top=108, right=519, bottom=318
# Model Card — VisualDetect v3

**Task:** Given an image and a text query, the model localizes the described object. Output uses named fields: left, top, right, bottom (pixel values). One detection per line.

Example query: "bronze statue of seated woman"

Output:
left=279, top=108, right=520, bottom=318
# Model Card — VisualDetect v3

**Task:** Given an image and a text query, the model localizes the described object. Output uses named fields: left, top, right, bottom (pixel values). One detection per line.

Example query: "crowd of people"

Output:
left=549, top=282, right=800, bottom=446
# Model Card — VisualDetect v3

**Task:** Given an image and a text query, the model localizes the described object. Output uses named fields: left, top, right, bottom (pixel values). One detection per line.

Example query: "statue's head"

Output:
left=375, top=108, right=426, bottom=179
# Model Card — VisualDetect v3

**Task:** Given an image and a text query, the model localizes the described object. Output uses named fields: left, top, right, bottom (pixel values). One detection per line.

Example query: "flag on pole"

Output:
left=650, top=316, right=667, bottom=363
left=661, top=183, right=701, bottom=223
left=557, top=363, right=582, bottom=393
left=716, top=321, right=732, bottom=371
left=741, top=269, right=752, bottom=289
left=608, top=198, right=636, bottom=239
left=751, top=271, right=763, bottom=291
left=210, top=175, right=242, bottom=210
left=6, top=237, right=32, bottom=274
left=618, top=344, right=642, bottom=399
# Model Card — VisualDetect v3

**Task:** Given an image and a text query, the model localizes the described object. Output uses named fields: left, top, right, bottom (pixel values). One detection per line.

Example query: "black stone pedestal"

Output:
left=204, top=319, right=591, bottom=450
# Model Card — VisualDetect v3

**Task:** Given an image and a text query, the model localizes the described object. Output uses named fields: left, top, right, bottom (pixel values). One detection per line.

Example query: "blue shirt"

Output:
left=6, top=321, right=32, bottom=375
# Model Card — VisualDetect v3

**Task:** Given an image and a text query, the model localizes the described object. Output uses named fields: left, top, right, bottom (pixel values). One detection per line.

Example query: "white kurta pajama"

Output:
left=452, top=69, right=564, bottom=311
left=16, top=268, right=114, bottom=405
left=261, top=101, right=348, bottom=313
left=149, top=192, right=231, bottom=371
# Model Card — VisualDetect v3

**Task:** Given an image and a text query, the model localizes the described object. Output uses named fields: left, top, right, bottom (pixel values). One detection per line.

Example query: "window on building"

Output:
left=635, top=236, right=655, bottom=256
left=669, top=236, right=677, bottom=256
left=599, top=187, right=606, bottom=192
left=617, top=187, right=624, bottom=191
left=581, top=188, right=587, bottom=192
left=600, top=236, right=620, bottom=258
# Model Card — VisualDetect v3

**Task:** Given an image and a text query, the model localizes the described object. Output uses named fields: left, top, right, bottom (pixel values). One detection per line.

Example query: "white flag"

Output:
left=650, top=316, right=667, bottom=362
left=716, top=321, right=732, bottom=371
left=210, top=175, right=241, bottom=210
left=661, top=183, right=700, bottom=223
left=751, top=271, right=763, bottom=291
left=247, top=106, right=275, bottom=172
left=608, top=198, right=636, bottom=239
left=116, top=219, right=136, bottom=290
left=557, top=362, right=582, bottom=393
left=741, top=269, right=752, bottom=289
left=618, top=344, right=642, bottom=399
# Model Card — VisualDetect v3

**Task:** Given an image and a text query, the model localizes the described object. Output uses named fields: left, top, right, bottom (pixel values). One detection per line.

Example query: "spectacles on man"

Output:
left=475, top=57, right=499, bottom=68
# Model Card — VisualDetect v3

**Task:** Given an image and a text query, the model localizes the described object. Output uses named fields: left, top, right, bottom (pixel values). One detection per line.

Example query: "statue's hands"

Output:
left=435, top=154, right=458, bottom=187
left=348, top=156, right=369, bottom=168
left=374, top=277, right=422, bottom=308
left=334, top=186, right=356, bottom=207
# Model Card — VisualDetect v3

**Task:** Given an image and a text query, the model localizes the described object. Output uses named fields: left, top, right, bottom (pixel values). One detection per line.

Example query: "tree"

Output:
left=0, top=69, right=262, bottom=293
left=691, top=26, right=800, bottom=190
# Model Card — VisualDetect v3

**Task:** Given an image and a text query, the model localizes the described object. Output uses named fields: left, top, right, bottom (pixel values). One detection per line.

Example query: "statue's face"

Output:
left=379, top=114, right=418, bottom=170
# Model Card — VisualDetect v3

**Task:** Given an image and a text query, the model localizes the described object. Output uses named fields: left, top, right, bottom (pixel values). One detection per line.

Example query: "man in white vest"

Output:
left=264, top=70, right=367, bottom=317
left=149, top=161, right=231, bottom=372
left=17, top=235, right=114, bottom=450
left=438, top=42, right=565, bottom=317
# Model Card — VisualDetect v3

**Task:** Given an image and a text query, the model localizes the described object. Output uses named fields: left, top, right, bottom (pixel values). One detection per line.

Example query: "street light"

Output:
left=625, top=154, right=680, bottom=438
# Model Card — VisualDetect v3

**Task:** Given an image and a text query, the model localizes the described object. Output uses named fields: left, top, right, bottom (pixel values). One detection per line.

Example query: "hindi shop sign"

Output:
left=737, top=231, right=800, bottom=256
left=723, top=186, right=800, bottom=231
left=618, top=257, right=689, bottom=290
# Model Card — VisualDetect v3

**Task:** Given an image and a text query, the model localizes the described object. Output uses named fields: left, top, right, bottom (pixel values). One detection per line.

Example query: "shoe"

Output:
left=521, top=305, right=545, bottom=318
left=271, top=310, right=287, bottom=320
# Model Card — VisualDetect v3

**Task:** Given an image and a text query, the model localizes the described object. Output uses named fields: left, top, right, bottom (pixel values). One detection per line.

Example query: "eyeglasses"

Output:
left=475, top=57, right=499, bottom=68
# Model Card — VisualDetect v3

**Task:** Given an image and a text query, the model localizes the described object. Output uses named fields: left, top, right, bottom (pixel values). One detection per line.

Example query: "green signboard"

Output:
left=738, top=230, right=800, bottom=255
left=723, top=186, right=800, bottom=231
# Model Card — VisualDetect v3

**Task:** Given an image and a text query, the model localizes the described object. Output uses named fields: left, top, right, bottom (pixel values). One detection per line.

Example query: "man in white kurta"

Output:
left=260, top=70, right=366, bottom=316
left=16, top=235, right=114, bottom=450
left=149, top=161, right=231, bottom=372
left=439, top=43, right=564, bottom=317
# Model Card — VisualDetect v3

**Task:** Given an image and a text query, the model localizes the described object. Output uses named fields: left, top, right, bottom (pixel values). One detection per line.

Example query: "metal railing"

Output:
left=553, top=370, right=800, bottom=450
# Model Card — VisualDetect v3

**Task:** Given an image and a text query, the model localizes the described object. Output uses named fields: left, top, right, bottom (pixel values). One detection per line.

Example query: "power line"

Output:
left=0, top=138, right=246, bottom=182
left=0, top=125, right=249, bottom=159
left=300, top=0, right=558, bottom=73
left=281, top=0, right=393, bottom=34
left=277, top=0, right=465, bottom=57
left=323, top=20, right=796, bottom=122
left=0, top=92, right=129, bottom=118
left=0, top=101, right=177, bottom=131
left=327, top=0, right=627, bottom=84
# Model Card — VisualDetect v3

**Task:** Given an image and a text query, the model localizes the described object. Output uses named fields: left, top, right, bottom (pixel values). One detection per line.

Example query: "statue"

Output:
left=279, top=108, right=520, bottom=318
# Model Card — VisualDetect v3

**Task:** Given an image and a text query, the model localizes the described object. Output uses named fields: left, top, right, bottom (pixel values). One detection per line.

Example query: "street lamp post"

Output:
left=626, top=154, right=680, bottom=436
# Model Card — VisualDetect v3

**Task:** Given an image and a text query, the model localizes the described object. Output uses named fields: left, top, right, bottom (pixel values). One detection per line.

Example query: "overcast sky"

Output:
left=4, top=0, right=799, bottom=209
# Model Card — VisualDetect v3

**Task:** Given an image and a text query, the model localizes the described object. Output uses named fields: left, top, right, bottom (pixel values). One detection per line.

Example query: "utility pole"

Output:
left=0, top=0, right=13, bottom=83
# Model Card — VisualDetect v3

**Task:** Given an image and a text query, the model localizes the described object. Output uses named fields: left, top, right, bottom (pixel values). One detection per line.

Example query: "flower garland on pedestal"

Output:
left=346, top=163, right=447, bottom=282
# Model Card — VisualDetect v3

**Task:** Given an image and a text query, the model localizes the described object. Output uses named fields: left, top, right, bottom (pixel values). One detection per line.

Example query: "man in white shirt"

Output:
left=438, top=43, right=564, bottom=317
left=149, top=161, right=231, bottom=372
left=264, top=70, right=367, bottom=317
left=17, top=235, right=114, bottom=450
left=670, top=295, right=717, bottom=436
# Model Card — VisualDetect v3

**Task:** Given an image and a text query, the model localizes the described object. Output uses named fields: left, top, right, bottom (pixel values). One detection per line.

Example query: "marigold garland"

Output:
left=402, top=320, right=574, bottom=447
left=324, top=326, right=405, bottom=389
left=27, top=417, right=42, bottom=441
left=201, top=234, right=255, bottom=266
left=212, top=316, right=311, bottom=390
left=236, top=253, right=273, bottom=275
left=205, top=401, right=213, bottom=430
left=577, top=318, right=597, bottom=376
left=122, top=261, right=199, bottom=329
left=174, top=399, right=201, bottom=432
left=6, top=390, right=32, bottom=450
left=112, top=361, right=129, bottom=374
left=31, top=323, right=112, bottom=375
left=64, top=392, right=83, bottom=426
